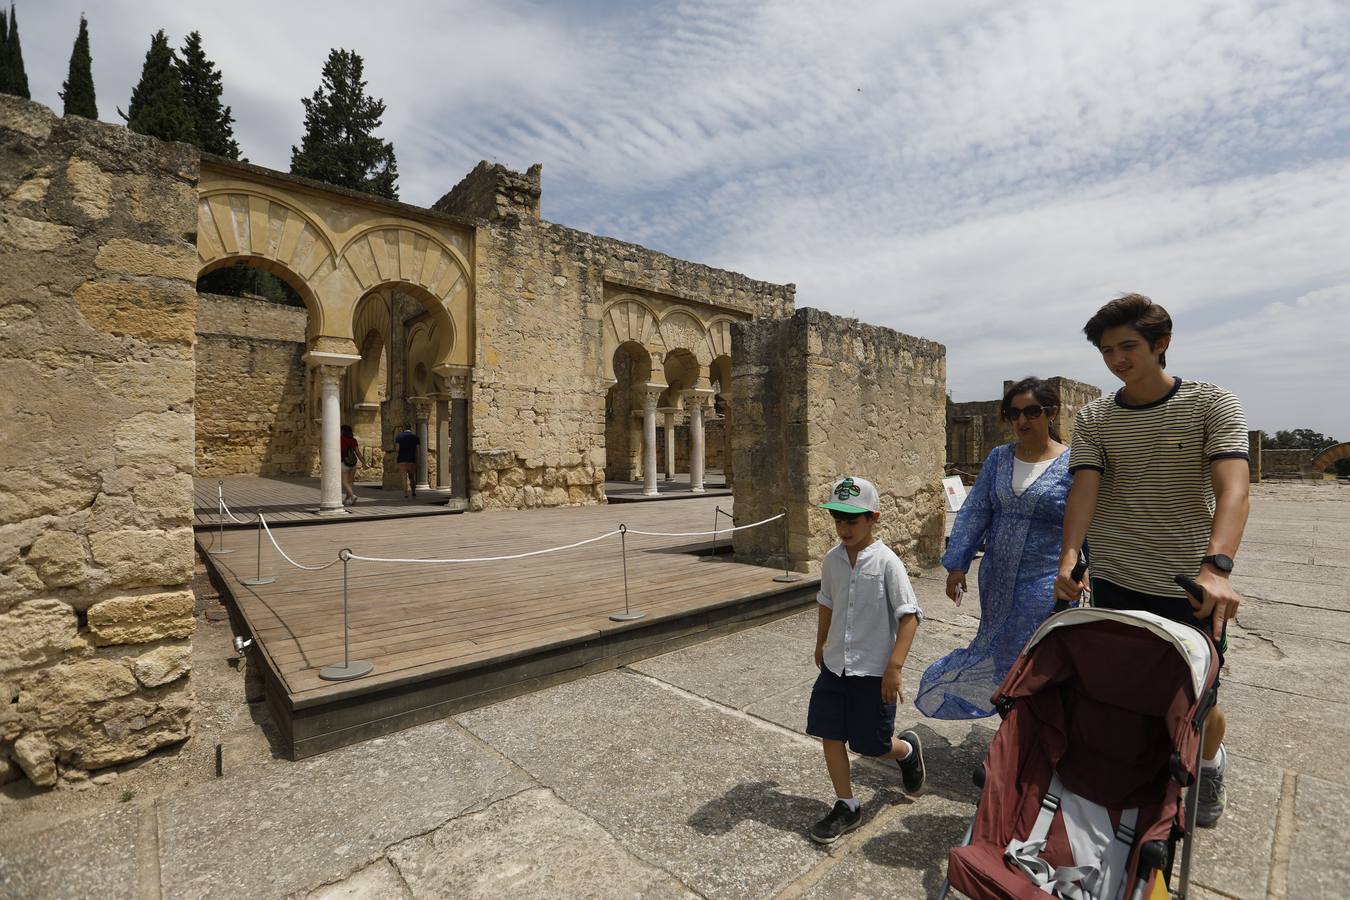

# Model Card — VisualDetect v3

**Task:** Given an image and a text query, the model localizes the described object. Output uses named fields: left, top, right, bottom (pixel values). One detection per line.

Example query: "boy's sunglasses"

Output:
left=1005, top=404, right=1047, bottom=421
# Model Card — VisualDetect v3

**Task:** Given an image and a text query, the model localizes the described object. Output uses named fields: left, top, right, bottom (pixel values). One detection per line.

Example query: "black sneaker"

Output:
left=809, top=800, right=862, bottom=844
left=897, top=730, right=926, bottom=794
left=1195, top=750, right=1227, bottom=828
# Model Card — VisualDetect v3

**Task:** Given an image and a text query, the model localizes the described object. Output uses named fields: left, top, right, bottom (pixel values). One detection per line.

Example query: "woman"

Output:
left=916, top=377, right=1073, bottom=719
left=340, top=424, right=359, bottom=506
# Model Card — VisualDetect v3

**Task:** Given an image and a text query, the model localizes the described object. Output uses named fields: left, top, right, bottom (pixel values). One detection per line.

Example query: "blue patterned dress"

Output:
left=916, top=443, right=1072, bottom=719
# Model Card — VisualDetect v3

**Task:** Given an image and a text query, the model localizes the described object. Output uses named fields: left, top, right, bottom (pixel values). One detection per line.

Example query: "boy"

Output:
left=1054, top=293, right=1249, bottom=827
left=393, top=424, right=419, bottom=498
left=807, top=475, right=926, bottom=844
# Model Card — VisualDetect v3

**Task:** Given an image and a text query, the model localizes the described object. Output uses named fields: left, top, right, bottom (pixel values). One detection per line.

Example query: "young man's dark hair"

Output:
left=1083, top=293, right=1173, bottom=367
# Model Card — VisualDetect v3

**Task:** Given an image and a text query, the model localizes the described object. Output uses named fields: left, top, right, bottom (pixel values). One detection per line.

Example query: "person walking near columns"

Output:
left=340, top=424, right=360, bottom=506
left=393, top=423, right=420, bottom=499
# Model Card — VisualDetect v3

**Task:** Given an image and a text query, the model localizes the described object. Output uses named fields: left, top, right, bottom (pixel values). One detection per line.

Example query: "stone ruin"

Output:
left=946, top=376, right=1102, bottom=479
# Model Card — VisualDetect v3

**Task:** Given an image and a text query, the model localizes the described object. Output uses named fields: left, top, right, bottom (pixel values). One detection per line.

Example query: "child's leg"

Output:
left=1203, top=706, right=1226, bottom=760
left=822, top=739, right=852, bottom=798
left=877, top=735, right=914, bottom=760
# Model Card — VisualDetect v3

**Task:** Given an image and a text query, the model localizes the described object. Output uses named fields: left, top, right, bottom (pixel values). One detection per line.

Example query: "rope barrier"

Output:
left=625, top=512, right=783, bottom=538
left=346, top=529, right=623, bottom=565
left=218, top=495, right=255, bottom=525
left=259, top=515, right=342, bottom=571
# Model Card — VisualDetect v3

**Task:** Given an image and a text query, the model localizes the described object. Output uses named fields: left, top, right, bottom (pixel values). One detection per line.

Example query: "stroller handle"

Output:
left=1174, top=574, right=1205, bottom=604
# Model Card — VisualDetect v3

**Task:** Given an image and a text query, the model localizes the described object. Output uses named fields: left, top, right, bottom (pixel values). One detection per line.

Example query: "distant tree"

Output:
left=1, top=3, right=31, bottom=99
left=198, top=265, right=304, bottom=307
left=60, top=15, right=97, bottom=118
left=290, top=49, right=398, bottom=199
left=122, top=30, right=195, bottom=144
left=178, top=31, right=239, bottom=159
left=1262, top=429, right=1338, bottom=450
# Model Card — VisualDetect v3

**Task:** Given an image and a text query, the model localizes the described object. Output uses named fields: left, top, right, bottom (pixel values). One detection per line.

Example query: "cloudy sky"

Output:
left=19, top=0, right=1350, bottom=439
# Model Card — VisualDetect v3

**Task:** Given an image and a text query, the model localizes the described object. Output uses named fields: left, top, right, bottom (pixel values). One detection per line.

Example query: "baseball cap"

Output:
left=819, top=476, right=879, bottom=515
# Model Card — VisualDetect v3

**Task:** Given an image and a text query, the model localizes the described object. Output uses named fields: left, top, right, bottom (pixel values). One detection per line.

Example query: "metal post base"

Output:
left=774, top=573, right=804, bottom=583
left=319, top=660, right=374, bottom=681
left=609, top=611, right=647, bottom=622
left=239, top=576, right=277, bottom=586
left=208, top=548, right=236, bottom=556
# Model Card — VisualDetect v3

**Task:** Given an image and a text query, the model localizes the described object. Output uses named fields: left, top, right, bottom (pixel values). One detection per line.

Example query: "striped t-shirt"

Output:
left=1069, top=378, right=1248, bottom=598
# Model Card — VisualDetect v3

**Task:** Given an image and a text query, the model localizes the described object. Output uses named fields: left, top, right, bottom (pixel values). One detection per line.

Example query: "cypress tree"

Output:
left=179, top=31, right=239, bottom=159
left=290, top=49, right=398, bottom=199
left=60, top=15, right=97, bottom=118
left=124, top=30, right=195, bottom=144
left=3, top=4, right=31, bottom=99
left=0, top=9, right=8, bottom=94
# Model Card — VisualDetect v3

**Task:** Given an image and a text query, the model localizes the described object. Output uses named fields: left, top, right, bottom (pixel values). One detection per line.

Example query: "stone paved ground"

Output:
left=2, top=482, right=1346, bottom=899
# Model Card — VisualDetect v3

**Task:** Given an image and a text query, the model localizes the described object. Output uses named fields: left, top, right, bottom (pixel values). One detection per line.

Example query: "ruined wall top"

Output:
left=434, top=160, right=543, bottom=223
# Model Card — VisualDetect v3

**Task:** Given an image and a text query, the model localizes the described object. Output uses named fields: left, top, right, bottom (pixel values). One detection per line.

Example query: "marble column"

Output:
left=662, top=409, right=677, bottom=481
left=435, top=394, right=451, bottom=490
left=411, top=397, right=431, bottom=491
left=316, top=365, right=348, bottom=516
left=687, top=393, right=707, bottom=494
left=448, top=376, right=471, bottom=501
left=642, top=388, right=661, bottom=496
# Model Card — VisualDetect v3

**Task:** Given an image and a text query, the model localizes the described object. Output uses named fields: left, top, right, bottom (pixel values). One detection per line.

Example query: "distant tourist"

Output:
left=1054, top=293, right=1249, bottom=828
left=916, top=377, right=1072, bottom=719
left=394, top=424, right=420, bottom=499
left=340, top=425, right=360, bottom=506
left=806, top=476, right=926, bottom=845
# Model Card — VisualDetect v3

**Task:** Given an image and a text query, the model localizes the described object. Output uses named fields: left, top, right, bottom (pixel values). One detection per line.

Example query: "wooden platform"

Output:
left=200, top=497, right=818, bottom=759
left=194, top=475, right=464, bottom=527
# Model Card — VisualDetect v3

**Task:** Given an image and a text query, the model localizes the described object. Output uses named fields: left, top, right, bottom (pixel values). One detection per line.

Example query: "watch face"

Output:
left=1206, top=554, right=1234, bottom=572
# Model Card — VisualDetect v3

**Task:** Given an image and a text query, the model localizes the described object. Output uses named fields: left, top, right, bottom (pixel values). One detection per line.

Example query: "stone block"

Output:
left=132, top=644, right=192, bottom=687
left=13, top=731, right=57, bottom=787
left=75, top=280, right=197, bottom=344
left=0, top=599, right=79, bottom=674
left=0, top=462, right=100, bottom=527
left=26, top=530, right=89, bottom=588
left=87, top=589, right=195, bottom=646
left=94, top=238, right=197, bottom=279
left=0, top=211, right=76, bottom=251
left=70, top=680, right=193, bottom=768
left=66, top=157, right=113, bottom=219
left=89, top=528, right=194, bottom=588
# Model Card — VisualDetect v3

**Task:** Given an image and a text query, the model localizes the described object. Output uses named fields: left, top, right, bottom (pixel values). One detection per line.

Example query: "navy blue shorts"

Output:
left=805, top=666, right=896, bottom=757
left=1092, top=578, right=1226, bottom=687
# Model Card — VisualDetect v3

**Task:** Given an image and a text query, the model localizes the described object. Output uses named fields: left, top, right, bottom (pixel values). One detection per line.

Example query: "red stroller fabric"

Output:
left=947, top=614, right=1218, bottom=899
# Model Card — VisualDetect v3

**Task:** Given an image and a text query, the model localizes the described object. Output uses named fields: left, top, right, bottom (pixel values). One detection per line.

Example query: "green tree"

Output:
left=123, top=30, right=195, bottom=144
left=1262, top=429, right=1338, bottom=450
left=290, top=49, right=398, bottom=199
left=178, top=31, right=239, bottom=159
left=1, top=4, right=31, bottom=99
left=60, top=15, right=97, bottom=118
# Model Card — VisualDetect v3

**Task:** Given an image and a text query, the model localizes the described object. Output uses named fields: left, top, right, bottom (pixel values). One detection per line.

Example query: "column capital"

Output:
left=640, top=384, right=665, bottom=410
left=681, top=388, right=716, bottom=410
left=446, top=375, right=470, bottom=400
left=409, top=396, right=433, bottom=418
left=303, top=350, right=361, bottom=370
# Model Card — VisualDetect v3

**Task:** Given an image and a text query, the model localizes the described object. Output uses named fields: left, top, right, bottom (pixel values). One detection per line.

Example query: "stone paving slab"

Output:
left=1214, top=682, right=1350, bottom=788
left=0, top=804, right=143, bottom=900
left=156, top=721, right=534, bottom=899
left=1289, top=774, right=1350, bottom=899
left=302, top=858, right=408, bottom=900
left=628, top=626, right=818, bottom=710
left=1185, top=753, right=1282, bottom=899
left=386, top=788, right=697, bottom=899
left=455, top=670, right=908, bottom=900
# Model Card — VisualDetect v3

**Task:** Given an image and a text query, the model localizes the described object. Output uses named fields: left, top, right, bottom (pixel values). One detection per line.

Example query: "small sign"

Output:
left=942, top=476, right=968, bottom=512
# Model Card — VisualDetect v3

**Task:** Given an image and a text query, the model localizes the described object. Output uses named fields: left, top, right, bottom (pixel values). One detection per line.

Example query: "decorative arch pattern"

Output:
left=197, top=190, right=337, bottom=284
left=338, top=225, right=471, bottom=313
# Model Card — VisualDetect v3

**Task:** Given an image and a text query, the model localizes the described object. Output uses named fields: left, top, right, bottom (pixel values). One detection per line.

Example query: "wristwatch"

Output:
left=1200, top=554, right=1234, bottom=574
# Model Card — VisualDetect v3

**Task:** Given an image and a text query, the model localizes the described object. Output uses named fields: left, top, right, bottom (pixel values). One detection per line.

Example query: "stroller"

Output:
left=938, top=577, right=1220, bottom=900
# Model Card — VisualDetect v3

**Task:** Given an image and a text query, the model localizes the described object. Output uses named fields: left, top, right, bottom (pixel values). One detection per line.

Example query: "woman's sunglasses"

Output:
left=1005, top=404, right=1048, bottom=421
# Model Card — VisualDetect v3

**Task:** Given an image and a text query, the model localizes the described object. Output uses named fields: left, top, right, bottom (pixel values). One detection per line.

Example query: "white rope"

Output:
left=259, top=515, right=342, bottom=571
left=218, top=496, right=254, bottom=525
left=625, top=512, right=784, bottom=538
left=347, top=529, right=624, bottom=565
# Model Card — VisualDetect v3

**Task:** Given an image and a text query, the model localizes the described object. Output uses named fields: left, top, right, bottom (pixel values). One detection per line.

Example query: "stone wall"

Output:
left=195, top=293, right=314, bottom=476
left=731, top=308, right=947, bottom=573
left=436, top=164, right=794, bottom=510
left=1263, top=449, right=1315, bottom=479
left=1045, top=376, right=1102, bottom=444
left=946, top=376, right=1102, bottom=480
left=0, top=96, right=198, bottom=788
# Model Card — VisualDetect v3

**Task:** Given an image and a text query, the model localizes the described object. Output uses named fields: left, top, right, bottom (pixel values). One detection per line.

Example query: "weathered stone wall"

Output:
left=946, top=399, right=1005, bottom=477
left=436, top=160, right=543, bottom=223
left=732, top=309, right=946, bottom=573
left=1248, top=430, right=1262, bottom=482
left=1263, top=449, right=1315, bottom=478
left=436, top=164, right=794, bottom=510
left=0, top=96, right=198, bottom=788
left=1045, top=376, right=1102, bottom=444
left=195, top=293, right=315, bottom=476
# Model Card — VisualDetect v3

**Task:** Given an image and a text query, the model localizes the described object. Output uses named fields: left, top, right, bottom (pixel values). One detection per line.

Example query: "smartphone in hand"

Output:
left=954, top=584, right=964, bottom=607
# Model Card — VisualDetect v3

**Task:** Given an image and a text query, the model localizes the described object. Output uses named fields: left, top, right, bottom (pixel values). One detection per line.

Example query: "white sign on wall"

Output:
left=942, top=476, right=968, bottom=512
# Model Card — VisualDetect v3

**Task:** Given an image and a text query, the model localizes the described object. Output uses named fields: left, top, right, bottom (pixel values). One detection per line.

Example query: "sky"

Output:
left=18, top=0, right=1350, bottom=440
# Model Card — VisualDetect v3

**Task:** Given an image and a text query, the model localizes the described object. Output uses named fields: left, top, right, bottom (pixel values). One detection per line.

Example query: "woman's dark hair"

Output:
left=340, top=424, right=353, bottom=437
left=1083, top=293, right=1172, bottom=367
left=1001, top=377, right=1062, bottom=442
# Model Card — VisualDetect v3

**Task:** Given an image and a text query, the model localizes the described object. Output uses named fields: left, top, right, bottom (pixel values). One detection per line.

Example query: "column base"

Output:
left=643, top=487, right=660, bottom=497
left=691, top=486, right=706, bottom=494
left=316, top=505, right=350, bottom=517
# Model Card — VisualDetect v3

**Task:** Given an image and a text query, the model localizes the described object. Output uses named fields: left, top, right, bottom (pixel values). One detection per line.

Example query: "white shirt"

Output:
left=1011, top=455, right=1056, bottom=496
left=817, top=540, right=923, bottom=677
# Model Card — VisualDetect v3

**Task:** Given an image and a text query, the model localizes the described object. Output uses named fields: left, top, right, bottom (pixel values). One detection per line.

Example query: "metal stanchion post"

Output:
left=319, top=549, right=374, bottom=681
left=609, top=525, right=646, bottom=622
left=709, top=505, right=725, bottom=558
left=773, top=505, right=803, bottom=583
left=238, top=515, right=277, bottom=586
left=208, top=480, right=235, bottom=556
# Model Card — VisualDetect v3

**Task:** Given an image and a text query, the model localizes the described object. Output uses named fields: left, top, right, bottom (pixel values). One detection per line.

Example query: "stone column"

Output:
left=448, top=375, right=470, bottom=502
left=662, top=409, right=677, bottom=481
left=687, top=393, right=707, bottom=494
left=317, top=365, right=348, bottom=515
left=642, top=387, right=661, bottom=496
left=435, top=393, right=451, bottom=490
left=411, top=397, right=432, bottom=491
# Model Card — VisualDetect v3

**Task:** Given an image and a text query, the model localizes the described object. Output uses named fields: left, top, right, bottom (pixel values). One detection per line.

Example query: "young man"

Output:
left=1055, top=293, right=1250, bottom=827
left=393, top=424, right=420, bottom=498
left=806, top=476, right=926, bottom=844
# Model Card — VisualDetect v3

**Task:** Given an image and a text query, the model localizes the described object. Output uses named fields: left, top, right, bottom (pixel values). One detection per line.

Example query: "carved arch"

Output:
left=601, top=297, right=663, bottom=381
left=338, top=225, right=471, bottom=312
left=703, top=316, right=736, bottom=364
left=1311, top=442, right=1350, bottom=473
left=655, top=309, right=712, bottom=365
